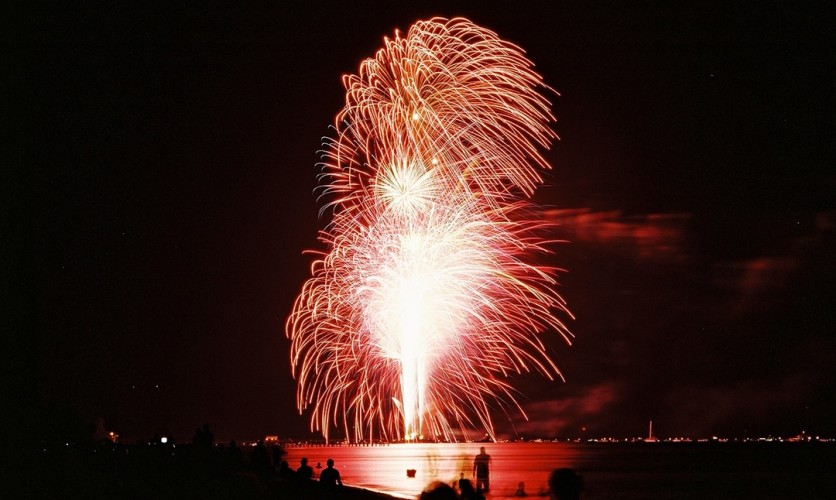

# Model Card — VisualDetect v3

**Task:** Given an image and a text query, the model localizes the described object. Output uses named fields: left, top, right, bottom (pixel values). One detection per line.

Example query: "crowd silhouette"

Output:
left=427, top=459, right=583, bottom=500
left=23, top=420, right=585, bottom=499
left=22, top=422, right=395, bottom=500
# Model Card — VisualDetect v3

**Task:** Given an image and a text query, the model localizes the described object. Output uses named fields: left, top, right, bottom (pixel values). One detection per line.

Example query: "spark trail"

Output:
left=287, top=17, right=572, bottom=443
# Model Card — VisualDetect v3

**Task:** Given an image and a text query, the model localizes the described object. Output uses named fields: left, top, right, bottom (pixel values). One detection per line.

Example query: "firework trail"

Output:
left=287, top=17, right=572, bottom=442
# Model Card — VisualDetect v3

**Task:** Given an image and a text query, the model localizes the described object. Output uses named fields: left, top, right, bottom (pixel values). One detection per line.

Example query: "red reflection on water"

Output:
left=284, top=442, right=582, bottom=499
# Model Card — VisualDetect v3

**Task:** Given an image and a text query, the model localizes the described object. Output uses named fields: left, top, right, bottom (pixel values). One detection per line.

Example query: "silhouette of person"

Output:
left=251, top=439, right=272, bottom=478
left=202, top=424, right=214, bottom=446
left=227, top=439, right=243, bottom=469
left=514, top=480, right=528, bottom=497
left=549, top=468, right=583, bottom=500
left=271, top=444, right=284, bottom=471
left=297, top=457, right=314, bottom=480
left=192, top=423, right=214, bottom=448
left=472, top=446, right=492, bottom=493
left=319, top=458, right=343, bottom=490
left=458, top=473, right=468, bottom=492
left=419, top=481, right=458, bottom=500
left=278, top=460, right=296, bottom=480
left=458, top=477, right=485, bottom=500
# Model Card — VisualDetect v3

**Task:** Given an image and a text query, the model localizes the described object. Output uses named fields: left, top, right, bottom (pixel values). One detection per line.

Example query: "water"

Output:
left=284, top=442, right=836, bottom=499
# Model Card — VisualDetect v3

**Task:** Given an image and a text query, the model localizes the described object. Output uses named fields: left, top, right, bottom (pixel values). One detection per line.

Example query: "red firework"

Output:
left=287, top=17, right=572, bottom=443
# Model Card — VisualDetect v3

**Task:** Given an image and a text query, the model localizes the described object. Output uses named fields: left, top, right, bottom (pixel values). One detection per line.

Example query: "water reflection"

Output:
left=285, top=442, right=836, bottom=499
left=284, top=442, right=582, bottom=499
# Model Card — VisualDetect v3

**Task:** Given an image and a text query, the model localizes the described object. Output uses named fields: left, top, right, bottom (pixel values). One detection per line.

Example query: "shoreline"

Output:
left=343, top=485, right=405, bottom=499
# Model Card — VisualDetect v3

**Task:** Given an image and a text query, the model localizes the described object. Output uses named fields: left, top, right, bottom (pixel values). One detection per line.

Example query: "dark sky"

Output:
left=9, top=1, right=836, bottom=443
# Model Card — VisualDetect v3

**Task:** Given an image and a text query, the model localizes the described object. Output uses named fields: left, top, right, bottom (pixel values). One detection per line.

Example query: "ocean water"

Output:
left=284, top=441, right=836, bottom=499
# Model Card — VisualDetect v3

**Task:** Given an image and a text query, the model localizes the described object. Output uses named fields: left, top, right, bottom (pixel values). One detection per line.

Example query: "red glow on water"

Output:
left=284, top=443, right=583, bottom=499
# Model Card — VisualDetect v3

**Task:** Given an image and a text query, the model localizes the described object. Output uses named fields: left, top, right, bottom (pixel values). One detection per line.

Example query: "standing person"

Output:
left=473, top=446, right=492, bottom=493
left=319, top=458, right=343, bottom=487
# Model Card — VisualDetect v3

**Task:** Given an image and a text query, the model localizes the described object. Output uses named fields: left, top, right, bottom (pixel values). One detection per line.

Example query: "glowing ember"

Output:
left=286, top=17, right=572, bottom=443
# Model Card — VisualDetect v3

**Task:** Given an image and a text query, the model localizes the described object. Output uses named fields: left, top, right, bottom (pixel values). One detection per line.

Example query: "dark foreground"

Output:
left=11, top=441, right=836, bottom=499
left=286, top=441, right=836, bottom=499
left=12, top=442, right=396, bottom=500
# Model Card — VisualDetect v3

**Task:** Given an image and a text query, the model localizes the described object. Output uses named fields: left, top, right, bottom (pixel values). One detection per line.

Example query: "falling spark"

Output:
left=287, top=17, right=572, bottom=443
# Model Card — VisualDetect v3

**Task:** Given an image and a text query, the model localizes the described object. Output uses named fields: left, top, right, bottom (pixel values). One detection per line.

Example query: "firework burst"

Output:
left=287, top=17, right=572, bottom=442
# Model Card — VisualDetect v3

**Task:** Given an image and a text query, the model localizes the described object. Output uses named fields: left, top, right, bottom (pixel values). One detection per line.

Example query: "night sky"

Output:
left=9, top=1, right=836, bottom=443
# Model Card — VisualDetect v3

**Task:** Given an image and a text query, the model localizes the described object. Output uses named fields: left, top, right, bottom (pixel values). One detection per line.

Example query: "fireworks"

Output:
left=287, top=17, right=572, bottom=442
